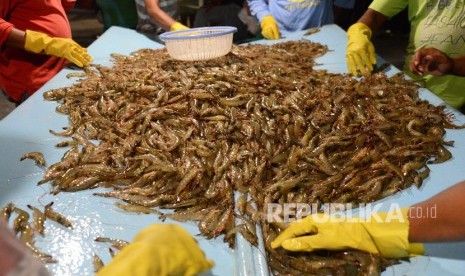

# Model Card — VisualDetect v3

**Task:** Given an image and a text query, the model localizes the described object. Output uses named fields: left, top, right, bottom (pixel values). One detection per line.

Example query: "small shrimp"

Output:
left=108, top=247, right=117, bottom=258
left=20, top=152, right=47, bottom=167
left=43, top=88, right=66, bottom=101
left=66, top=72, right=87, bottom=78
left=304, top=27, right=320, bottom=36
left=213, top=208, right=233, bottom=237
left=27, top=204, right=46, bottom=236
left=26, top=243, right=56, bottom=263
left=95, top=237, right=129, bottom=250
left=49, top=127, right=74, bottom=137
left=19, top=222, right=35, bottom=246
left=407, top=118, right=425, bottom=136
left=114, top=202, right=163, bottom=215
left=93, top=253, right=104, bottom=273
left=44, top=202, right=73, bottom=229
left=414, top=166, right=430, bottom=188
left=175, top=168, right=199, bottom=195
left=55, top=140, right=78, bottom=148
left=1, top=202, right=15, bottom=222
left=12, top=207, right=30, bottom=234
left=429, top=145, right=452, bottom=164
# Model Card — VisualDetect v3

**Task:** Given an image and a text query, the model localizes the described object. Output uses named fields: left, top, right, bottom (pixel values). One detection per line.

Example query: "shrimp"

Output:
left=44, top=202, right=73, bottom=229
left=27, top=204, right=46, bottom=236
left=20, top=152, right=47, bottom=167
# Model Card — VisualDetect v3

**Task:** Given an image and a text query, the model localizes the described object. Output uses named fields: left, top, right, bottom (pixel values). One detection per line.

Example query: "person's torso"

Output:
left=1, top=0, right=72, bottom=37
left=406, top=0, right=465, bottom=109
left=406, top=0, right=465, bottom=59
left=134, top=0, right=179, bottom=33
left=0, top=0, right=70, bottom=101
left=268, top=0, right=334, bottom=33
left=371, top=0, right=465, bottom=109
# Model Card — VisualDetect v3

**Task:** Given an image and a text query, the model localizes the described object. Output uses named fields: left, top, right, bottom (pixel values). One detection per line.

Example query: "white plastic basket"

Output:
left=159, top=26, right=237, bottom=61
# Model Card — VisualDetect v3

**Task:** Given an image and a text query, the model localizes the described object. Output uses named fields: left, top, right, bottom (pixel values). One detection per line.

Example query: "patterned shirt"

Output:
left=370, top=0, right=465, bottom=109
left=135, top=0, right=179, bottom=33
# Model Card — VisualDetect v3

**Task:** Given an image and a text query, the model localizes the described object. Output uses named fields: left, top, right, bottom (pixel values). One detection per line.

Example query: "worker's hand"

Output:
left=24, top=30, right=92, bottom=67
left=410, top=47, right=453, bottom=76
left=346, top=22, right=376, bottom=76
left=170, top=22, right=189, bottom=31
left=271, top=208, right=424, bottom=258
left=97, top=224, right=214, bottom=276
left=260, top=15, right=280, bottom=40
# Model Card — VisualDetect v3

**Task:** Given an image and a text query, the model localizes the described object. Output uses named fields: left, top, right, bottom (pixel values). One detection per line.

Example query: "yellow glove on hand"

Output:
left=24, top=30, right=92, bottom=67
left=346, top=22, right=376, bottom=76
left=97, top=224, right=214, bottom=276
left=271, top=208, right=424, bottom=258
left=260, top=15, right=280, bottom=40
left=170, top=22, right=189, bottom=31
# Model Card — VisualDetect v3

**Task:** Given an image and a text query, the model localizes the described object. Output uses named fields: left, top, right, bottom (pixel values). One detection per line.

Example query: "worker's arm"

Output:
left=346, top=9, right=388, bottom=76
left=409, top=181, right=465, bottom=242
left=448, top=56, right=465, bottom=76
left=246, top=0, right=279, bottom=40
left=271, top=207, right=424, bottom=258
left=1, top=23, right=91, bottom=67
left=272, top=180, right=465, bottom=258
left=5, top=27, right=25, bottom=49
left=357, top=8, right=388, bottom=35
left=409, top=48, right=465, bottom=77
left=246, top=0, right=271, bottom=23
left=98, top=224, right=214, bottom=276
left=144, top=0, right=188, bottom=31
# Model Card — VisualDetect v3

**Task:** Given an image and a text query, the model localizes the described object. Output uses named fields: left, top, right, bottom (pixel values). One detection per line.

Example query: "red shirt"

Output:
left=0, top=0, right=76, bottom=101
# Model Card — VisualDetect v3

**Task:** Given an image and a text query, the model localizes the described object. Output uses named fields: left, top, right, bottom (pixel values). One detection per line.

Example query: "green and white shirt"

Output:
left=370, top=0, right=465, bottom=109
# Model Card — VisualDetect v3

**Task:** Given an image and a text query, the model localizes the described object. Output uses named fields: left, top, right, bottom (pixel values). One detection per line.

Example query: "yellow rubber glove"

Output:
left=260, top=15, right=280, bottom=40
left=346, top=22, right=376, bottom=76
left=271, top=208, right=424, bottom=258
left=24, top=30, right=92, bottom=67
left=170, top=22, right=189, bottom=31
left=98, top=224, right=214, bottom=276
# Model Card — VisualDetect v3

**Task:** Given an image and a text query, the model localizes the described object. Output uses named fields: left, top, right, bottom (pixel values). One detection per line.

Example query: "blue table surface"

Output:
left=1, top=24, right=464, bottom=275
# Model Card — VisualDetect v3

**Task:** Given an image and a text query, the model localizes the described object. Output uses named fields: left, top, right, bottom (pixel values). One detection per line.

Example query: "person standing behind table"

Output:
left=134, top=0, right=189, bottom=41
left=0, top=0, right=92, bottom=106
left=346, top=0, right=465, bottom=112
left=247, top=0, right=355, bottom=40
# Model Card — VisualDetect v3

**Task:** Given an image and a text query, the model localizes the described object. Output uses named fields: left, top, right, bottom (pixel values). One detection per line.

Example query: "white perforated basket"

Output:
left=159, top=26, right=237, bottom=61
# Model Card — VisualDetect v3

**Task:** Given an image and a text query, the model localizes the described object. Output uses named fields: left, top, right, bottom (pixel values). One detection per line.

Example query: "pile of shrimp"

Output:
left=31, top=40, right=462, bottom=274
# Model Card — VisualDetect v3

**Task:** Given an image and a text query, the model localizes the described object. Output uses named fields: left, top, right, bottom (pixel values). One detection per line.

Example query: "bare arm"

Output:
left=5, top=28, right=26, bottom=49
left=409, top=181, right=465, bottom=242
left=145, top=0, right=176, bottom=30
left=357, top=8, right=388, bottom=34
left=449, top=56, right=465, bottom=76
